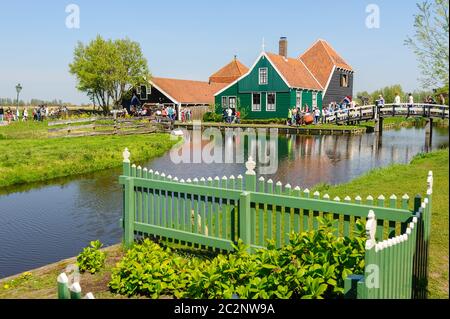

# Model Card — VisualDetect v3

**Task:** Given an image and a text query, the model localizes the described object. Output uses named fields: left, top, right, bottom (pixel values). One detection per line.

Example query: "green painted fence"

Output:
left=57, top=272, right=95, bottom=299
left=345, top=171, right=433, bottom=299
left=119, top=148, right=431, bottom=299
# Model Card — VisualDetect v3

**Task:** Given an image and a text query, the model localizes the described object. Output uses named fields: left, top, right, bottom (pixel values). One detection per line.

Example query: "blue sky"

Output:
left=0, top=0, right=423, bottom=104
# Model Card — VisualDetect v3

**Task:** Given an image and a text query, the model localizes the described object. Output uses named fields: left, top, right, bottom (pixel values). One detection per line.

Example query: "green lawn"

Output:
left=313, top=148, right=449, bottom=298
left=0, top=121, right=177, bottom=188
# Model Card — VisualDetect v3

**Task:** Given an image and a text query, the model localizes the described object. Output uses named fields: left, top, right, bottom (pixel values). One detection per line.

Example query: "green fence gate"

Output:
left=119, top=148, right=432, bottom=299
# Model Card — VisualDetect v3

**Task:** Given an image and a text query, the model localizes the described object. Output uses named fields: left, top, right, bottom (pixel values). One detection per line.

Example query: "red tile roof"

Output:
left=209, top=58, right=249, bottom=84
left=151, top=77, right=227, bottom=104
left=299, top=39, right=353, bottom=88
left=265, top=52, right=323, bottom=90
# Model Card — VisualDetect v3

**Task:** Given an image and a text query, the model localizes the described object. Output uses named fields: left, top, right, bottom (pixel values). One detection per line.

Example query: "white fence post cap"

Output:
left=122, top=148, right=130, bottom=163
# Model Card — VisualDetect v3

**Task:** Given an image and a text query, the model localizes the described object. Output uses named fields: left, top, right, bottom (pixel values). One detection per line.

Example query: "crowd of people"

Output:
left=122, top=104, right=194, bottom=123
left=0, top=105, right=71, bottom=124
left=222, top=108, right=241, bottom=124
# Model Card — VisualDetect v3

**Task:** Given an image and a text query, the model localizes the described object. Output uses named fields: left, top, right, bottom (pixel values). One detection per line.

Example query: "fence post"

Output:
left=245, top=156, right=256, bottom=192
left=239, top=191, right=251, bottom=251
left=344, top=275, right=365, bottom=299
left=57, top=273, right=70, bottom=299
left=123, top=148, right=131, bottom=176
left=70, top=282, right=82, bottom=299
left=364, top=210, right=377, bottom=299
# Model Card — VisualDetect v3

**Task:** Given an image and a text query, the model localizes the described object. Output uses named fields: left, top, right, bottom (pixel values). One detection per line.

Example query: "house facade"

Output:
left=215, top=38, right=353, bottom=119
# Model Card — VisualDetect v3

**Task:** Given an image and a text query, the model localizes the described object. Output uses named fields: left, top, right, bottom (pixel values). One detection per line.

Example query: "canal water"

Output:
left=0, top=126, right=448, bottom=278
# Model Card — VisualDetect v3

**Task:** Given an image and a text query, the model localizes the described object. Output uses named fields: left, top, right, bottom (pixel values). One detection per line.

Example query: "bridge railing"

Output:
left=322, top=103, right=449, bottom=124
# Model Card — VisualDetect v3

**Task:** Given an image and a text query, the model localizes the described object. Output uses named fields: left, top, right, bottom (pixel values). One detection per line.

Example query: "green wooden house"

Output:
left=215, top=39, right=324, bottom=119
left=214, top=37, right=355, bottom=120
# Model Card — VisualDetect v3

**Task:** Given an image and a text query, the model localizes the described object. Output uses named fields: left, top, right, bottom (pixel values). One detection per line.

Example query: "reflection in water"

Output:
left=0, top=127, right=448, bottom=278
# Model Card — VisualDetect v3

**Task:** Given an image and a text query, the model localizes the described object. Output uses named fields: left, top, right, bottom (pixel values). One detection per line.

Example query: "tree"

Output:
left=69, top=35, right=150, bottom=113
left=405, top=0, right=449, bottom=89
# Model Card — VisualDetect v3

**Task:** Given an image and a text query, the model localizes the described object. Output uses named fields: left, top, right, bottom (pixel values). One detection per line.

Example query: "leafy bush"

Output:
left=109, top=217, right=366, bottom=299
left=109, top=240, right=199, bottom=298
left=202, top=111, right=222, bottom=122
left=76, top=240, right=106, bottom=274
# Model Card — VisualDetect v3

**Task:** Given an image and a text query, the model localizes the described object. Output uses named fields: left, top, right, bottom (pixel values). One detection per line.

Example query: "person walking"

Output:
left=314, top=107, right=320, bottom=124
left=22, top=107, right=28, bottom=121
left=287, top=108, right=292, bottom=126
left=407, top=93, right=414, bottom=117
left=393, top=93, right=401, bottom=106
left=0, top=106, right=4, bottom=123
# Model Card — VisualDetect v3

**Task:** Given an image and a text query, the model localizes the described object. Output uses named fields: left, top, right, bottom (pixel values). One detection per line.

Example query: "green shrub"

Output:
left=109, top=217, right=366, bottom=299
left=202, top=112, right=222, bottom=122
left=76, top=240, right=106, bottom=274
left=109, top=240, right=199, bottom=298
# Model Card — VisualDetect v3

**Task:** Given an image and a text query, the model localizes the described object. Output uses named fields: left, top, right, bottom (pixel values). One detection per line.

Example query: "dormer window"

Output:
left=259, top=68, right=268, bottom=85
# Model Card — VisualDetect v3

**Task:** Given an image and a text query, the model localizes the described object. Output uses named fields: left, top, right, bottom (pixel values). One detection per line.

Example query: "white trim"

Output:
left=263, top=53, right=292, bottom=89
left=214, top=51, right=266, bottom=97
left=228, top=96, right=237, bottom=109
left=322, top=65, right=336, bottom=97
left=312, top=92, right=318, bottom=109
left=148, top=80, right=180, bottom=104
left=251, top=92, right=261, bottom=111
left=339, top=73, right=349, bottom=88
left=140, top=84, right=149, bottom=100
left=296, top=90, right=302, bottom=108
left=258, top=67, right=268, bottom=85
left=221, top=96, right=228, bottom=108
left=266, top=92, right=276, bottom=112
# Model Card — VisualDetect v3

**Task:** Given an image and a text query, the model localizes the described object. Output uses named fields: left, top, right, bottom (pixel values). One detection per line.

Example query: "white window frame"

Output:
left=228, top=96, right=237, bottom=109
left=266, top=92, right=276, bottom=112
left=258, top=67, right=268, bottom=85
left=296, top=90, right=302, bottom=108
left=140, top=85, right=148, bottom=100
left=340, top=74, right=349, bottom=88
left=222, top=96, right=228, bottom=108
left=312, top=92, right=318, bottom=109
left=252, top=93, right=261, bottom=111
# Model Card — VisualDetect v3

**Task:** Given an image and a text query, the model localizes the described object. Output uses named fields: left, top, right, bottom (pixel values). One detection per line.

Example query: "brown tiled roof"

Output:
left=265, top=52, right=323, bottom=90
left=209, top=58, right=249, bottom=84
left=299, top=39, right=353, bottom=88
left=151, top=77, right=228, bottom=104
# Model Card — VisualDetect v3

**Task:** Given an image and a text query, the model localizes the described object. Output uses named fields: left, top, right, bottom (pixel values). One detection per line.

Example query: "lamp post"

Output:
left=15, top=83, right=22, bottom=118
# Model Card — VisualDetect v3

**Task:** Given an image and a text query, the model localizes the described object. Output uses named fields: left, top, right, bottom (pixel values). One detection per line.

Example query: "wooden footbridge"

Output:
left=324, top=103, right=449, bottom=146
left=324, top=103, right=448, bottom=126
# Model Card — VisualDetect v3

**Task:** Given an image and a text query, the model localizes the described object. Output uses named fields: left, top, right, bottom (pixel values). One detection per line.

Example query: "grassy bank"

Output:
left=0, top=121, right=177, bottom=188
left=313, top=148, right=449, bottom=298
left=0, top=149, right=447, bottom=299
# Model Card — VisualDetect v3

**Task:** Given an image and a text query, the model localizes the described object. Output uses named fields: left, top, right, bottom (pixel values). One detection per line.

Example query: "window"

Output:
left=252, top=93, right=261, bottom=111
left=296, top=91, right=302, bottom=108
left=228, top=97, right=237, bottom=109
left=140, top=85, right=148, bottom=100
left=312, top=92, right=318, bottom=108
left=258, top=68, right=268, bottom=85
left=222, top=96, right=228, bottom=108
left=266, top=93, right=276, bottom=111
left=340, top=74, right=349, bottom=87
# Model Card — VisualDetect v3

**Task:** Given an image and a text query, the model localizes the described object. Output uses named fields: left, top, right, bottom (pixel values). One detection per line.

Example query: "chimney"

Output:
left=279, top=37, right=288, bottom=58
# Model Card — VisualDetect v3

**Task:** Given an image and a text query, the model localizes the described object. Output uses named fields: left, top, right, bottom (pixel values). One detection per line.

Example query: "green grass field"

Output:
left=0, top=121, right=177, bottom=188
